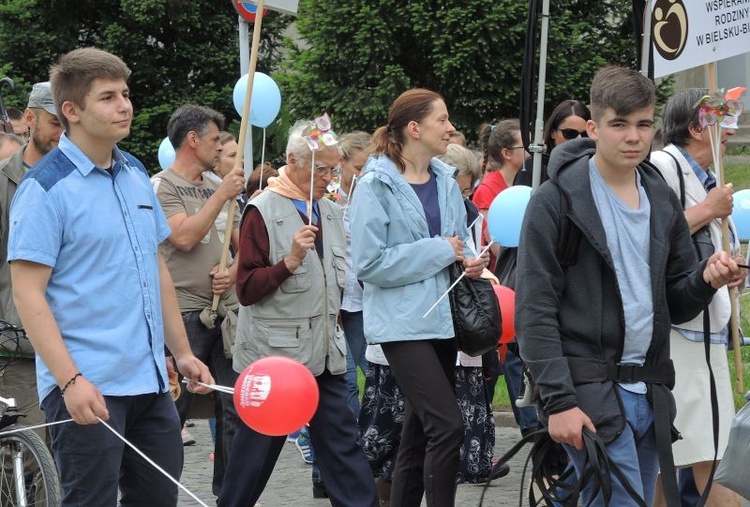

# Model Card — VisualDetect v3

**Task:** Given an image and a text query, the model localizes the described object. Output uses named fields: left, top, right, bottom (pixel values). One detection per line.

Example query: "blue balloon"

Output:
left=487, top=185, right=532, bottom=247
left=158, top=137, right=175, bottom=170
left=732, top=189, right=750, bottom=241
left=233, top=72, right=282, bottom=128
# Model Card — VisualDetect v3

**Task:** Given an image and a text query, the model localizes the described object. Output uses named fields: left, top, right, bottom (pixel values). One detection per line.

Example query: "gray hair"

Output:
left=286, top=119, right=338, bottom=161
left=167, top=105, right=225, bottom=150
left=660, top=88, right=707, bottom=148
left=439, top=143, right=482, bottom=185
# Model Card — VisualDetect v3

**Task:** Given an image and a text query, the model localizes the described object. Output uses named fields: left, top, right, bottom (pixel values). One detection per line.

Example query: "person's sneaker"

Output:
left=286, top=428, right=302, bottom=443
left=182, top=427, right=196, bottom=446
left=185, top=419, right=195, bottom=428
left=295, top=431, right=314, bottom=464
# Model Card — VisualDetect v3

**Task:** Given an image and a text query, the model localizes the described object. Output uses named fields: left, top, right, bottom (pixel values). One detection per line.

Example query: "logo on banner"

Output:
left=652, top=0, right=689, bottom=61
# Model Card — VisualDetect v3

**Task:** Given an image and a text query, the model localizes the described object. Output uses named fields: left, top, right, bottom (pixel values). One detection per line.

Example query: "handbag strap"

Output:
left=661, top=150, right=686, bottom=209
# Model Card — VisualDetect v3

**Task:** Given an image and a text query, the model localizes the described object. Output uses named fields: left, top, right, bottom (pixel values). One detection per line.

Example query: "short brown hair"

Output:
left=246, top=162, right=278, bottom=195
left=589, top=66, right=654, bottom=121
left=49, top=47, right=131, bottom=130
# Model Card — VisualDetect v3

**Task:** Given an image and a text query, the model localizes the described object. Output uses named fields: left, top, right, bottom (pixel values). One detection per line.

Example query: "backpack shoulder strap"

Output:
left=550, top=180, right=582, bottom=266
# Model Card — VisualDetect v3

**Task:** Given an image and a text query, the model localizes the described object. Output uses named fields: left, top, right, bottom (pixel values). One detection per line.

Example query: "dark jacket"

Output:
left=515, top=138, right=716, bottom=441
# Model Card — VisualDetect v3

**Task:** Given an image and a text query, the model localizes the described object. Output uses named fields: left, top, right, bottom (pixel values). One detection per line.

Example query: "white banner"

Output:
left=264, top=0, right=298, bottom=15
left=651, top=0, right=750, bottom=78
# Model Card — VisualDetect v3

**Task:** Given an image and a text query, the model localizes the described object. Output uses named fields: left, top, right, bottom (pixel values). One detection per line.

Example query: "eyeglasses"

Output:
left=314, top=165, right=341, bottom=178
left=559, top=128, right=588, bottom=140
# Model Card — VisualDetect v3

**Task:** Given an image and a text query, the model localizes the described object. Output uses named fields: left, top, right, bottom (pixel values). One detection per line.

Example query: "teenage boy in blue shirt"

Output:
left=8, top=47, right=212, bottom=506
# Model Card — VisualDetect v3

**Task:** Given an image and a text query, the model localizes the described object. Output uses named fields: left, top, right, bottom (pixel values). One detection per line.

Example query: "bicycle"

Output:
left=0, top=320, right=61, bottom=506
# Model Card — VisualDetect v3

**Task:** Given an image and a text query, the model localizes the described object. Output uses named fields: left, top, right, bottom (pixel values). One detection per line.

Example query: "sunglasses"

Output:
left=559, top=128, right=588, bottom=140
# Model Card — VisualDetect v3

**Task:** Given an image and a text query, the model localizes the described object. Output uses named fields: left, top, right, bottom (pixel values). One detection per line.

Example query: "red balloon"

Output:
left=493, top=284, right=515, bottom=344
left=233, top=356, right=319, bottom=436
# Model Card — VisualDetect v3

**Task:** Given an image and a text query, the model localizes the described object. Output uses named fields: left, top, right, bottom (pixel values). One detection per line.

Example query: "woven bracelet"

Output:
left=60, top=373, right=82, bottom=396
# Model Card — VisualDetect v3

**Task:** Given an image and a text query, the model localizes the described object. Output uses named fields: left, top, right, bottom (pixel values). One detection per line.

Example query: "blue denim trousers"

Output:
left=564, top=386, right=658, bottom=507
left=341, top=310, right=367, bottom=416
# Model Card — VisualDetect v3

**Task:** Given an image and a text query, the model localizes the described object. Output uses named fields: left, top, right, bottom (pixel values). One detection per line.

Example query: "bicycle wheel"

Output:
left=0, top=424, right=61, bottom=506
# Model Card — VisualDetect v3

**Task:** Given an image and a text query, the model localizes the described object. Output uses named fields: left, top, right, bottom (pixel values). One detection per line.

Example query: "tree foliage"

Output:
left=280, top=0, right=663, bottom=143
left=0, top=0, right=671, bottom=167
left=0, top=0, right=289, bottom=170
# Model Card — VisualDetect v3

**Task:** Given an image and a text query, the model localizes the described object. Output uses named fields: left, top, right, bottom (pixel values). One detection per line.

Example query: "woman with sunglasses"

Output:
left=515, top=99, right=591, bottom=186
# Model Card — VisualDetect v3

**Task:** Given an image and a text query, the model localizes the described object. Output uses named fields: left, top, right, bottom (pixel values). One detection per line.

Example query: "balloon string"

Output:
left=259, top=128, right=267, bottom=191
left=181, top=378, right=234, bottom=395
left=0, top=416, right=209, bottom=506
left=0, top=417, right=73, bottom=437
left=422, top=240, right=495, bottom=319
left=96, top=417, right=209, bottom=507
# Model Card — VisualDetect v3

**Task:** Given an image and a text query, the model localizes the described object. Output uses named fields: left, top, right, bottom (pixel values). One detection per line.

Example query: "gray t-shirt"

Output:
left=589, top=159, right=652, bottom=393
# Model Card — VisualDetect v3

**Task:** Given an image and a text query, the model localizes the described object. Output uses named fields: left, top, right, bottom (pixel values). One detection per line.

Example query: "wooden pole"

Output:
left=707, top=62, right=744, bottom=394
left=212, top=0, right=266, bottom=313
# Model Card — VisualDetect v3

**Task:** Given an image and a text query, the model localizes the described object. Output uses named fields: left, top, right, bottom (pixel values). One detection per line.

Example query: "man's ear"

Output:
left=687, top=123, right=704, bottom=142
left=586, top=119, right=598, bottom=141
left=60, top=101, right=79, bottom=126
left=23, top=108, right=35, bottom=130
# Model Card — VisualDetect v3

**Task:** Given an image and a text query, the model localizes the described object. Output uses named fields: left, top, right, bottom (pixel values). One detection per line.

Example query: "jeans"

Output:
left=564, top=386, right=658, bottom=507
left=174, top=310, right=239, bottom=496
left=501, top=345, right=539, bottom=432
left=341, top=310, right=367, bottom=416
left=219, top=370, right=378, bottom=507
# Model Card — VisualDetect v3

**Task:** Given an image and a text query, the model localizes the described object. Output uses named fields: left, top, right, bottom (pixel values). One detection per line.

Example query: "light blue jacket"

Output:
left=350, top=153, right=472, bottom=344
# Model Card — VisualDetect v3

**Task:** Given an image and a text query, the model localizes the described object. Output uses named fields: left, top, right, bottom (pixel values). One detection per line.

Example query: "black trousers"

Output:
left=381, top=339, right=463, bottom=507
left=218, top=370, right=378, bottom=507
left=43, top=390, right=182, bottom=507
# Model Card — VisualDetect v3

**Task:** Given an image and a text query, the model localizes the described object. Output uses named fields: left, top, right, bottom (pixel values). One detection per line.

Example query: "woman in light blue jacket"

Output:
left=350, top=89, right=486, bottom=507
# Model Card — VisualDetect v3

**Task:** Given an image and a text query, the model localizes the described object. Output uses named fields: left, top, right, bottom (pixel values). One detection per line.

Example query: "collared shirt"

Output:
left=673, top=146, right=728, bottom=344
left=8, top=133, right=172, bottom=401
left=333, top=186, right=363, bottom=312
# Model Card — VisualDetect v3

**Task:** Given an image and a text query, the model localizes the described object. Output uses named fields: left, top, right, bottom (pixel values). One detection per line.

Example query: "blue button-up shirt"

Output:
left=8, top=133, right=172, bottom=401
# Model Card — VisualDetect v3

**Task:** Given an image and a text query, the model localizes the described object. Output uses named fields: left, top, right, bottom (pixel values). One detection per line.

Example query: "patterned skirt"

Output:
left=357, top=363, right=495, bottom=484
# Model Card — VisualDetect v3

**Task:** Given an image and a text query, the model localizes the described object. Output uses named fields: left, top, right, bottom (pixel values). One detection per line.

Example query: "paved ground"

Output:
left=177, top=414, right=530, bottom=507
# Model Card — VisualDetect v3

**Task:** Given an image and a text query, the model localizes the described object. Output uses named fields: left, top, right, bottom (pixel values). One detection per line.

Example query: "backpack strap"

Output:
left=550, top=179, right=582, bottom=266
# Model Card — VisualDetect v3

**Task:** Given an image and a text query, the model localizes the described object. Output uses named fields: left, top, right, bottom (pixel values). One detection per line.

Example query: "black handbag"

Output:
left=447, top=262, right=502, bottom=357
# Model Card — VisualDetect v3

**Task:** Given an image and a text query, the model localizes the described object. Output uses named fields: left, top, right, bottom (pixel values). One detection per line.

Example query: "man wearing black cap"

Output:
left=0, top=81, right=64, bottom=433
